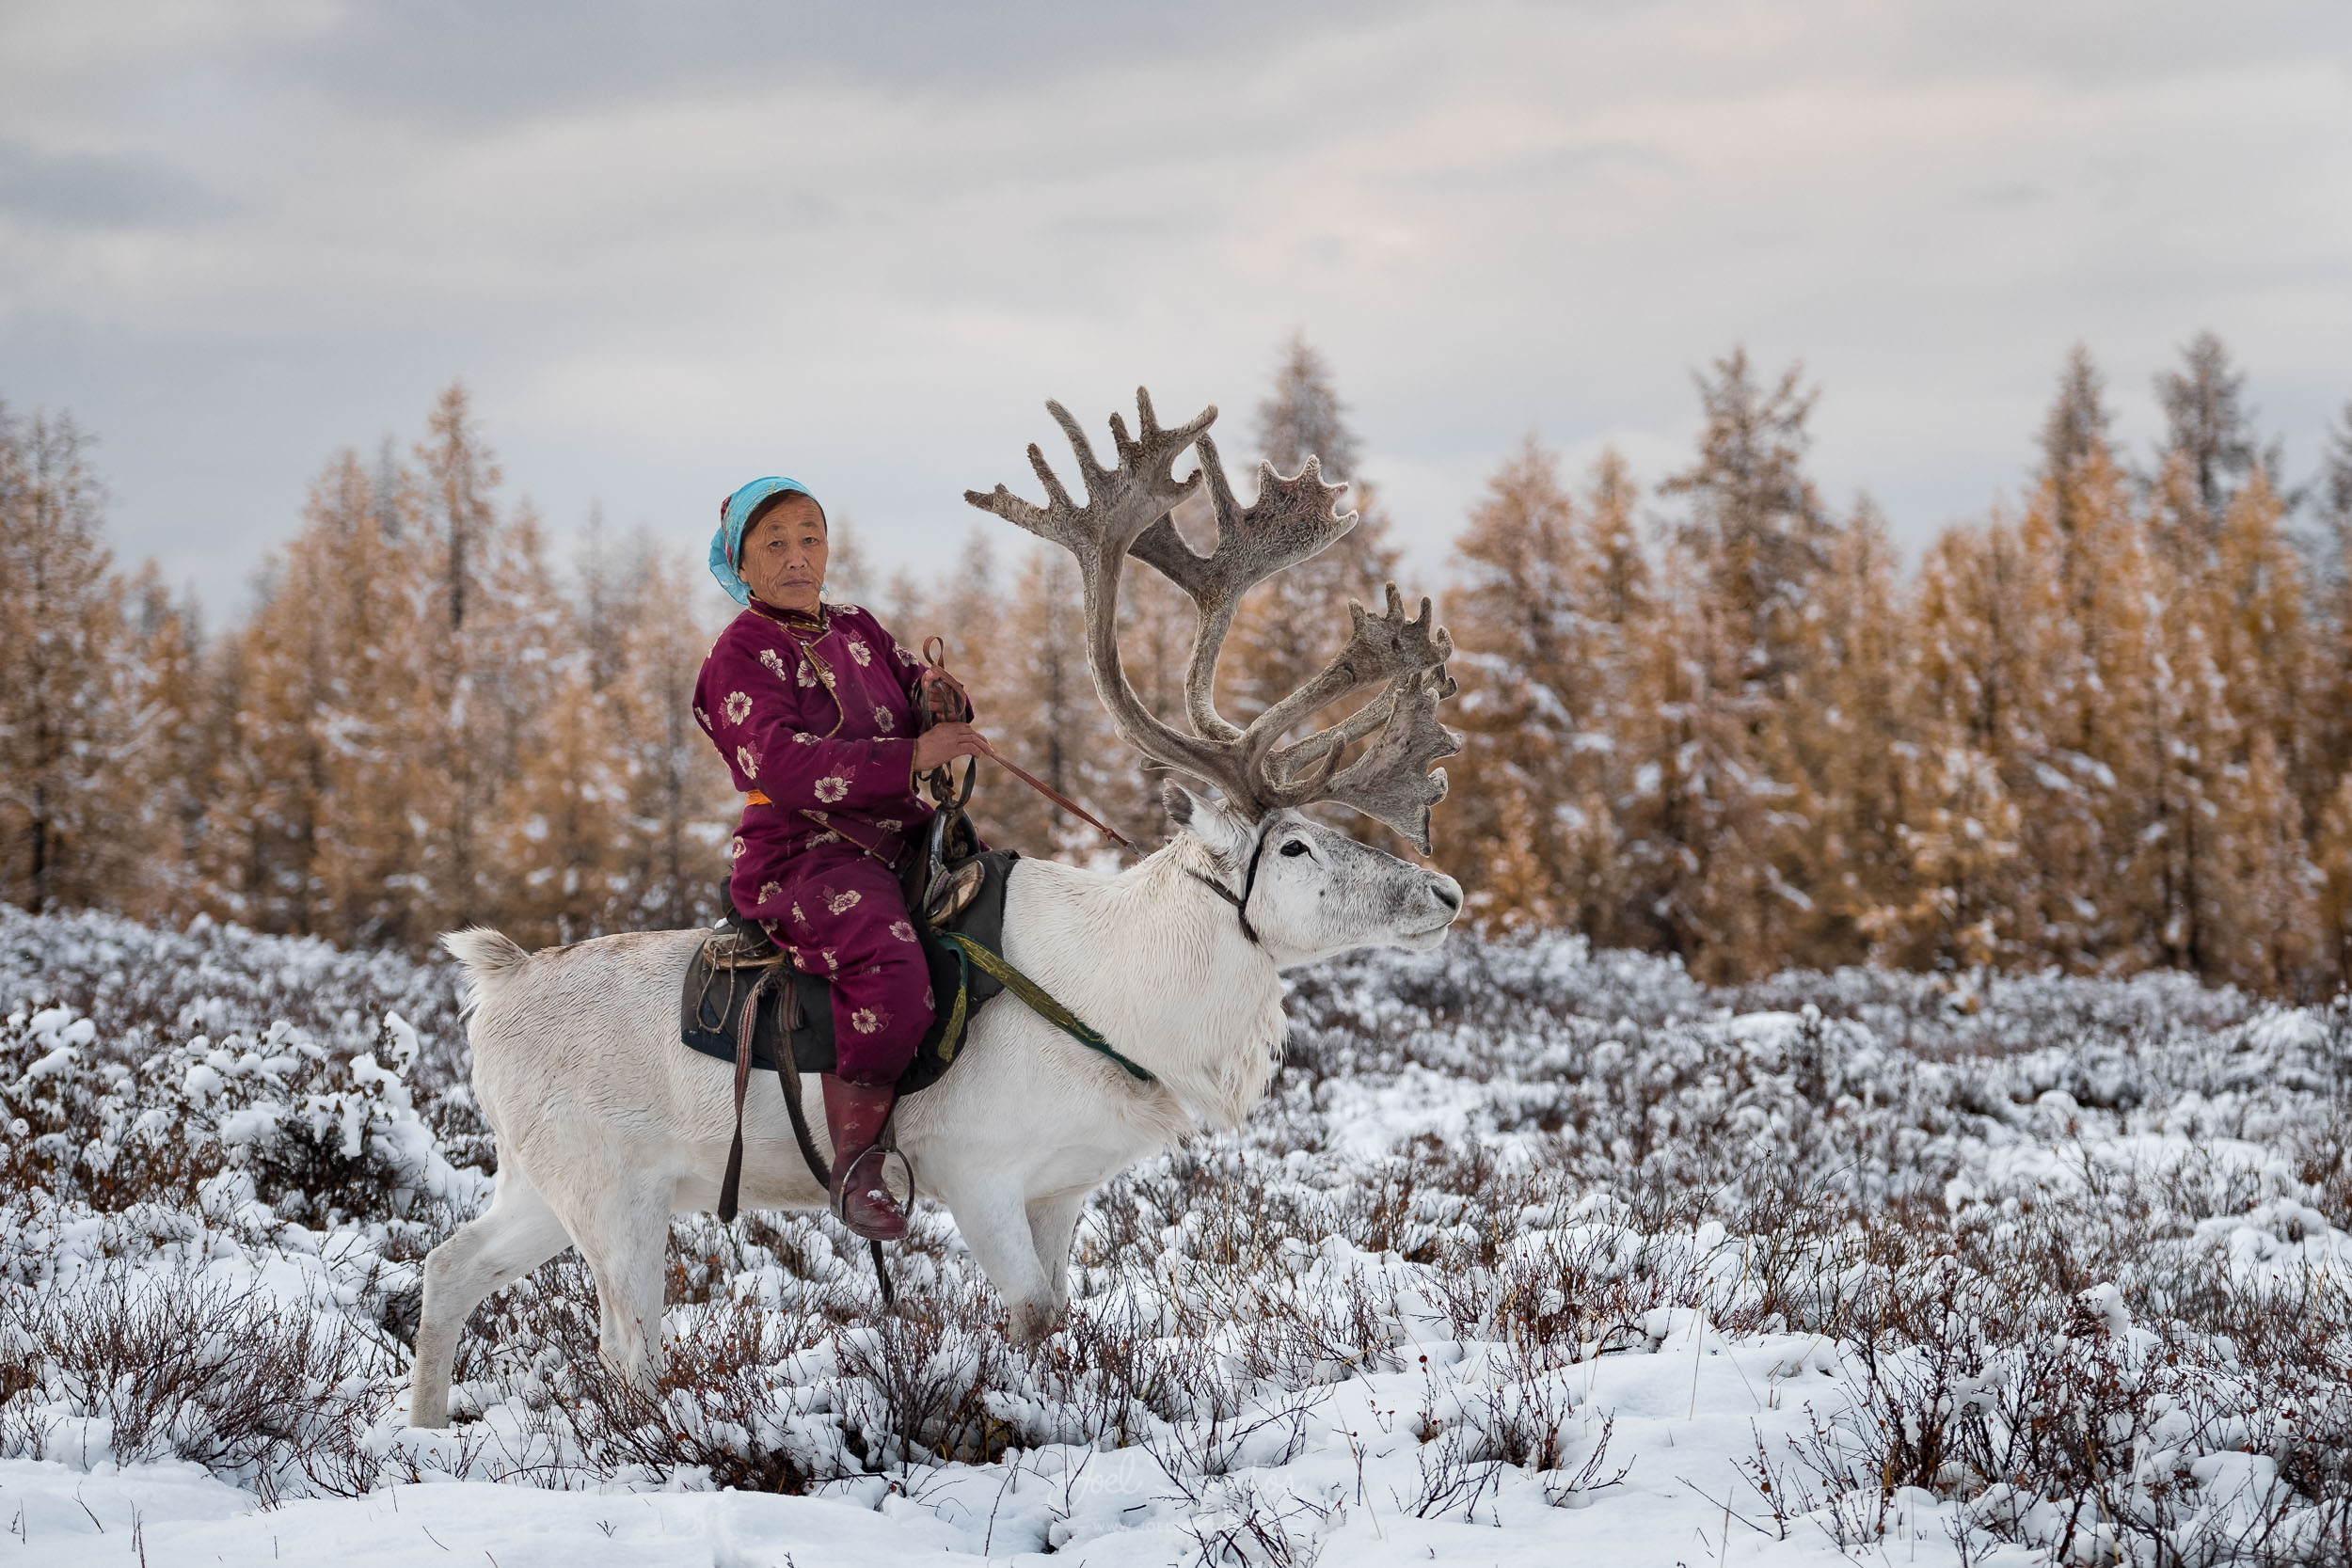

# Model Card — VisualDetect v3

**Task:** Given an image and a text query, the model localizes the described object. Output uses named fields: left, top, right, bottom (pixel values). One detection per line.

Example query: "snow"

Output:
left=3, top=903, right=2348, bottom=1565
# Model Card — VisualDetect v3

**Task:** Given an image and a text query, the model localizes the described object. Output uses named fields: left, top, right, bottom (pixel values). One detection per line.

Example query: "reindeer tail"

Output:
left=440, top=927, right=532, bottom=1015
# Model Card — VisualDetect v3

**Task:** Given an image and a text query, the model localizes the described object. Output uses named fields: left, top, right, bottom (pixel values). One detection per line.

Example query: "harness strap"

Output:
left=935, top=942, right=972, bottom=1064
left=770, top=975, right=898, bottom=1309
left=933, top=930, right=1155, bottom=1084
left=1187, top=871, right=1260, bottom=947
left=971, top=736, right=1134, bottom=849
left=711, top=971, right=898, bottom=1308
left=1185, top=831, right=1269, bottom=948
left=715, top=967, right=775, bottom=1223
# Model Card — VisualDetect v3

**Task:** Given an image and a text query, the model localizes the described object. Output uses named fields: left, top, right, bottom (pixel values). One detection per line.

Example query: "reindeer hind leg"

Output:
left=409, top=1159, right=571, bottom=1429
left=567, top=1174, right=676, bottom=1388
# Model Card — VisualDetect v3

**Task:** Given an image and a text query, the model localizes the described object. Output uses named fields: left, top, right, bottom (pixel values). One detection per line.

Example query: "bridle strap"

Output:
left=1185, top=829, right=1268, bottom=948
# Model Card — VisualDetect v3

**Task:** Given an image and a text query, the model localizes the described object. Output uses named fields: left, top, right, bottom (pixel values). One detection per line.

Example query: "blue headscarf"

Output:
left=709, top=476, right=825, bottom=605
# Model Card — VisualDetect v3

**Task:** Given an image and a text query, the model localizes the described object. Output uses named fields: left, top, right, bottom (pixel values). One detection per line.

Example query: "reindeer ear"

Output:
left=1164, top=781, right=1254, bottom=860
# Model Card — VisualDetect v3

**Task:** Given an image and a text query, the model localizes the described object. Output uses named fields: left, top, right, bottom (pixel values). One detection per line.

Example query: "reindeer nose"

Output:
left=1430, top=876, right=1462, bottom=913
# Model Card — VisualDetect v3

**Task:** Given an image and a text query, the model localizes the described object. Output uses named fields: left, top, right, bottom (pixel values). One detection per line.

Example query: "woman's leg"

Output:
left=781, top=857, right=935, bottom=1084
left=780, top=855, right=934, bottom=1239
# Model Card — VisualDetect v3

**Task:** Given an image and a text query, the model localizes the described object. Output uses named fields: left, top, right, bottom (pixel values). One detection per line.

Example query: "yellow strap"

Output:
left=934, top=931, right=1154, bottom=1083
left=935, top=948, right=970, bottom=1064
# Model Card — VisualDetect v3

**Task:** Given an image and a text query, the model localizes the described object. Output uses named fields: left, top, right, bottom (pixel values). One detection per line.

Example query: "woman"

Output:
left=694, top=476, right=986, bottom=1241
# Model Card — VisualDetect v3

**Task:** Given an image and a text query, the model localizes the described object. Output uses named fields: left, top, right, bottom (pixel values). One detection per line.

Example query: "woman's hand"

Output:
left=913, top=722, right=990, bottom=774
left=919, top=667, right=971, bottom=724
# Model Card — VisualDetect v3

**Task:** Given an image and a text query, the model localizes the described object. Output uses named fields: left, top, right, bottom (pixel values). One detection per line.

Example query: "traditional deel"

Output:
left=692, top=598, right=941, bottom=1085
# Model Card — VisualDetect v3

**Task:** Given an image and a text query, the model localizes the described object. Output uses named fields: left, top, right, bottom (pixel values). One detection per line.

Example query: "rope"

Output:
left=932, top=930, right=1156, bottom=1084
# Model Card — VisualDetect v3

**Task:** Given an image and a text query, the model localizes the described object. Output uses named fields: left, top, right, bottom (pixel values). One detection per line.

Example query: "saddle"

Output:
left=677, top=832, right=1018, bottom=1099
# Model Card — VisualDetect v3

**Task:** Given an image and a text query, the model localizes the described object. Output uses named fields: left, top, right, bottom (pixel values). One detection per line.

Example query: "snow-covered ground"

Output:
left=3, top=904, right=2347, bottom=1566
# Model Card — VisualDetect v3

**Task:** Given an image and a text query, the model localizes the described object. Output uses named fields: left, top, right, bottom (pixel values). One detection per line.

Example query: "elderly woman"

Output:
left=694, top=477, right=986, bottom=1241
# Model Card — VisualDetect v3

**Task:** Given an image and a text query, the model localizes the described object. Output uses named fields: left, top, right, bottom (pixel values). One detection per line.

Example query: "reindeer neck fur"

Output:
left=1003, top=838, right=1287, bottom=1132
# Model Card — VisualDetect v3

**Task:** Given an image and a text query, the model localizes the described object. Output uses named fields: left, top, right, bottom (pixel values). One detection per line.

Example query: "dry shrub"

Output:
left=835, top=1288, right=1017, bottom=1469
left=531, top=1294, right=835, bottom=1494
left=0, top=1264, right=389, bottom=1500
left=1745, top=1205, right=2352, bottom=1565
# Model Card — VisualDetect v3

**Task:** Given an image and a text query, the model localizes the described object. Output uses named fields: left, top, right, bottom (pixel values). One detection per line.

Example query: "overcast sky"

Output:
left=5, top=0, right=2349, bottom=618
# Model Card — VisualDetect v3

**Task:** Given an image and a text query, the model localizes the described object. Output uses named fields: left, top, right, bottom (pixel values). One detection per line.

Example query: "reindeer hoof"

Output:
left=1008, top=1301, right=1066, bottom=1346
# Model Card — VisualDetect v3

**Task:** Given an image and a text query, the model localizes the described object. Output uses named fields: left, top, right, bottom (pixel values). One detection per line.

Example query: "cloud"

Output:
left=2, top=0, right=2348, bottom=615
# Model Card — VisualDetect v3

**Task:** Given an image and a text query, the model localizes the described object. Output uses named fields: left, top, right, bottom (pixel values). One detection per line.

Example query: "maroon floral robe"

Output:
left=693, top=599, right=939, bottom=1084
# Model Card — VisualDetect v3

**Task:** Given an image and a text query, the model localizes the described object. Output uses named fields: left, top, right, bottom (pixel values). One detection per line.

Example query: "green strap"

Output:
left=935, top=942, right=970, bottom=1064
left=934, top=931, right=1156, bottom=1084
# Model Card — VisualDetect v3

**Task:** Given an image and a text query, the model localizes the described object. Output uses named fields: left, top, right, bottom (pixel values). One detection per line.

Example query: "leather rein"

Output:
left=919, top=635, right=1134, bottom=850
left=1185, top=829, right=1268, bottom=949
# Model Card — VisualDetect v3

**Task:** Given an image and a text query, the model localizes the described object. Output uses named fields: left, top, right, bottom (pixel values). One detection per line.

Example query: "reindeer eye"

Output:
left=1279, top=840, right=1310, bottom=857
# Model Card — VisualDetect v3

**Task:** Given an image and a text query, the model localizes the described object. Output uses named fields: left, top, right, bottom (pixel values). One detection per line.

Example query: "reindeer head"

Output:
left=966, top=388, right=1466, bottom=966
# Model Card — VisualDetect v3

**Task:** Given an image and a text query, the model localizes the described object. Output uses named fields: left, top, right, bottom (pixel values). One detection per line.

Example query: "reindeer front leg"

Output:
left=1025, top=1188, right=1089, bottom=1327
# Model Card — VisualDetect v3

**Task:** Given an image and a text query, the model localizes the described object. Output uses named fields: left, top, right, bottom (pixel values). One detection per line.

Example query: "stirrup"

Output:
left=830, top=1145, right=915, bottom=1225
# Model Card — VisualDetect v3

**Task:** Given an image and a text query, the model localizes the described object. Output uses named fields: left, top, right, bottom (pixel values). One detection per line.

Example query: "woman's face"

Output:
left=740, top=494, right=828, bottom=613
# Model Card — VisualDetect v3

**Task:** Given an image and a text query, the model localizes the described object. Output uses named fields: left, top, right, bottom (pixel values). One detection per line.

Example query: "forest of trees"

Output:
left=7, top=336, right=2352, bottom=994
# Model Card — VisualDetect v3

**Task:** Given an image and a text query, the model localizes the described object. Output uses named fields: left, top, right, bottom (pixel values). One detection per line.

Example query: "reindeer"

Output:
left=408, top=389, right=1464, bottom=1430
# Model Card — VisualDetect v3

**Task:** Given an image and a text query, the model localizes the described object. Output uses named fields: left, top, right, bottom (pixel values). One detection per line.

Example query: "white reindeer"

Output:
left=409, top=390, right=1465, bottom=1430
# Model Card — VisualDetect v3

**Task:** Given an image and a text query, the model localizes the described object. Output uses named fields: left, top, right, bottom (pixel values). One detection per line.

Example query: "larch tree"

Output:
left=2089, top=447, right=2302, bottom=984
left=1780, top=499, right=1914, bottom=967
left=918, top=530, right=1033, bottom=844
left=469, top=499, right=620, bottom=948
left=2040, top=344, right=2116, bottom=598
left=0, top=408, right=143, bottom=913
left=2181, top=470, right=2321, bottom=988
left=2319, top=402, right=2352, bottom=546
left=2315, top=407, right=2352, bottom=987
left=1446, top=437, right=1585, bottom=929
left=1659, top=348, right=1836, bottom=699
left=979, top=546, right=1128, bottom=860
left=210, top=449, right=432, bottom=943
left=876, top=566, right=929, bottom=642
left=2042, top=344, right=2113, bottom=492
left=2059, top=448, right=2170, bottom=970
left=1445, top=439, right=1648, bottom=937
left=2153, top=331, right=2269, bottom=551
left=2205, top=470, right=2322, bottom=804
left=607, top=546, right=736, bottom=931
left=1899, top=512, right=2065, bottom=969
left=578, top=503, right=640, bottom=698
left=2310, top=404, right=2352, bottom=796
left=408, top=383, right=587, bottom=937
left=1620, top=348, right=1833, bottom=978
left=922, top=530, right=1000, bottom=686
left=120, top=564, right=211, bottom=923
left=2312, top=767, right=2352, bottom=988
left=1613, top=542, right=1787, bottom=978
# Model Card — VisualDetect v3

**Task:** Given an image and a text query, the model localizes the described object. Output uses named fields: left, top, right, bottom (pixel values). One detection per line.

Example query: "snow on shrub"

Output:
left=0, top=1003, right=483, bottom=1232
left=2, top=906, right=2350, bottom=1561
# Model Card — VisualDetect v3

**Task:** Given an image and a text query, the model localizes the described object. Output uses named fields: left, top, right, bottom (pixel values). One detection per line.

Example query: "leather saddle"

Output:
left=677, top=823, right=1017, bottom=1098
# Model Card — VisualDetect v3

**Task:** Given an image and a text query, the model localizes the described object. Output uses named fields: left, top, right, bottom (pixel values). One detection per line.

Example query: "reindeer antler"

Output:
left=965, top=388, right=1460, bottom=853
left=1128, top=435, right=1358, bottom=743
